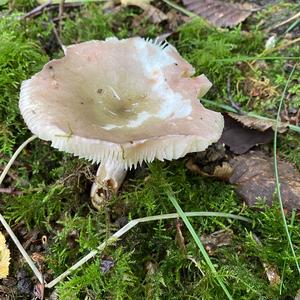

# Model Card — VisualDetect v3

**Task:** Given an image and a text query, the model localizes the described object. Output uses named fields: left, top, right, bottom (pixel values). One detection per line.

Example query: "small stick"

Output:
left=58, top=0, right=65, bottom=35
left=0, top=214, right=44, bottom=284
left=272, top=11, right=300, bottom=30
left=52, top=22, right=66, bottom=53
left=0, top=188, right=22, bottom=195
left=22, top=0, right=52, bottom=19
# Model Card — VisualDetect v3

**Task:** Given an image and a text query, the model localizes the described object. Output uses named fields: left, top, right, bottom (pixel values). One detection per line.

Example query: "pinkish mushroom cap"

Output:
left=19, top=37, right=224, bottom=169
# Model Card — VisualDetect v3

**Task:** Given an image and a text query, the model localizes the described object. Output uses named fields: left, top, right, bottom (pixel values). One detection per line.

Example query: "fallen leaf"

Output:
left=0, top=232, right=10, bottom=279
left=186, top=143, right=232, bottom=180
left=100, top=256, right=115, bottom=273
left=175, top=220, right=186, bottom=253
left=251, top=233, right=281, bottom=287
left=200, top=229, right=233, bottom=255
left=229, top=151, right=300, bottom=210
left=182, top=0, right=258, bottom=28
left=121, top=0, right=150, bottom=9
left=165, top=9, right=189, bottom=32
left=220, top=113, right=274, bottom=154
left=132, top=5, right=168, bottom=27
left=263, top=263, right=280, bottom=286
left=228, top=112, right=288, bottom=133
left=213, top=163, right=233, bottom=181
left=186, top=159, right=233, bottom=181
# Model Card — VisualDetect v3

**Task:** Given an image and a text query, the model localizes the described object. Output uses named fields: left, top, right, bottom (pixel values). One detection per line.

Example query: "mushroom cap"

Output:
left=20, top=37, right=224, bottom=168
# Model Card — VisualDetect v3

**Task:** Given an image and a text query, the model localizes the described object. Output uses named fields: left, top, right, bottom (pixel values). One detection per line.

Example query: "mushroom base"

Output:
left=90, top=161, right=127, bottom=210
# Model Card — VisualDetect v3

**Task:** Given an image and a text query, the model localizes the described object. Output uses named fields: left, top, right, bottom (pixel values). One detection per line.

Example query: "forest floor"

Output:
left=1, top=0, right=300, bottom=299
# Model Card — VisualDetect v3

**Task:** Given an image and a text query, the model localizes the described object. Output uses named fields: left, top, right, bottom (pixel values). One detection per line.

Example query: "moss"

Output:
left=1, top=3, right=300, bottom=300
left=174, top=19, right=264, bottom=101
left=0, top=15, right=48, bottom=159
left=61, top=4, right=162, bottom=45
left=56, top=249, right=137, bottom=300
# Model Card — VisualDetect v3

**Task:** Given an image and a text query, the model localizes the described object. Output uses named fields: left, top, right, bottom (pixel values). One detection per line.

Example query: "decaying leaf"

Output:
left=121, top=0, right=151, bottom=9
left=262, top=263, right=280, bottom=286
left=175, top=220, right=186, bottom=253
left=186, top=159, right=233, bottom=181
left=220, top=114, right=274, bottom=154
left=229, top=151, right=300, bottom=210
left=182, top=0, right=258, bottom=28
left=0, top=232, right=10, bottom=279
left=213, top=163, right=233, bottom=181
left=228, top=112, right=288, bottom=133
left=100, top=256, right=115, bottom=273
left=132, top=5, right=168, bottom=27
left=186, top=143, right=232, bottom=180
left=200, top=229, right=233, bottom=256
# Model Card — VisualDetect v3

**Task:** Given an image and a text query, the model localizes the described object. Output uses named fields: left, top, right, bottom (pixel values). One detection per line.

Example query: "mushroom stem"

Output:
left=90, top=160, right=127, bottom=209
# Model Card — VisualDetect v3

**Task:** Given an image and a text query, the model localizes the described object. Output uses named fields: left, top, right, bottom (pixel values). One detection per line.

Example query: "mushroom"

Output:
left=19, top=37, right=224, bottom=207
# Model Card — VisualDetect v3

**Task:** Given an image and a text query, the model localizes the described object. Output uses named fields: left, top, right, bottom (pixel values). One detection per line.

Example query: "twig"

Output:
left=58, top=0, right=65, bottom=35
left=45, top=211, right=250, bottom=288
left=52, top=22, right=66, bottom=53
left=22, top=0, right=52, bottom=19
left=272, top=11, right=300, bottom=30
left=21, top=1, right=83, bottom=19
left=0, top=187, right=22, bottom=195
left=0, top=135, right=37, bottom=187
left=0, top=214, right=44, bottom=284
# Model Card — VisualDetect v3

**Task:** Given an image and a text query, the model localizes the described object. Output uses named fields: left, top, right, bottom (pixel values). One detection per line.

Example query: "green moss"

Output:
left=52, top=161, right=297, bottom=299
left=174, top=19, right=264, bottom=100
left=56, top=249, right=137, bottom=300
left=61, top=4, right=162, bottom=45
left=2, top=3, right=300, bottom=299
left=0, top=15, right=48, bottom=159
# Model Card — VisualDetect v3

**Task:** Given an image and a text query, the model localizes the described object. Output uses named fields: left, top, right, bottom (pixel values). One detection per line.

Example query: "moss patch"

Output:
left=1, top=2, right=300, bottom=299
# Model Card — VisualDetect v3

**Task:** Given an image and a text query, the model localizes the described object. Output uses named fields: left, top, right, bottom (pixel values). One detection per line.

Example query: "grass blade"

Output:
left=45, top=210, right=249, bottom=288
left=166, top=190, right=233, bottom=300
left=0, top=135, right=37, bottom=186
left=273, top=64, right=300, bottom=274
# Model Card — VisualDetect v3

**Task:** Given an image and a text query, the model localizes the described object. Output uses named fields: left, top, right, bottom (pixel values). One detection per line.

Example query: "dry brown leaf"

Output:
left=0, top=232, right=10, bottom=279
left=229, top=151, right=300, bottom=210
left=228, top=112, right=288, bottom=133
left=182, top=0, right=257, bottom=28
left=186, top=159, right=233, bottom=181
left=220, top=113, right=274, bottom=154
left=121, top=0, right=150, bottom=9
left=200, top=229, right=233, bottom=256
left=175, top=220, right=186, bottom=253
left=213, top=163, right=233, bottom=181
left=262, top=263, right=281, bottom=286
left=132, top=5, right=168, bottom=27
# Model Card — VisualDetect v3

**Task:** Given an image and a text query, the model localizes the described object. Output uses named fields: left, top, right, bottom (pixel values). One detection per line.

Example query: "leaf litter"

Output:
left=182, top=0, right=259, bottom=27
